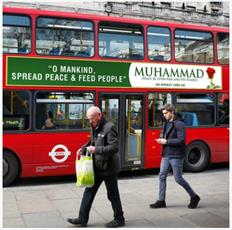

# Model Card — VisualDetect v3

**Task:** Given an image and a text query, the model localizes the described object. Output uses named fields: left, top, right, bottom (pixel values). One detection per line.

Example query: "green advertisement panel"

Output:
left=6, top=57, right=222, bottom=90
left=7, top=57, right=131, bottom=88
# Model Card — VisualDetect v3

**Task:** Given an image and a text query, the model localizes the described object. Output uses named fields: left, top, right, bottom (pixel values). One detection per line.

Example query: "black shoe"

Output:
left=150, top=200, right=166, bottom=209
left=105, top=218, right=125, bottom=228
left=67, top=218, right=87, bottom=227
left=188, top=195, right=200, bottom=209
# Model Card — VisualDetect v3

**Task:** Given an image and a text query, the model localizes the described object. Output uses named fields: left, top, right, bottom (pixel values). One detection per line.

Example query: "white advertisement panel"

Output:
left=129, top=63, right=222, bottom=89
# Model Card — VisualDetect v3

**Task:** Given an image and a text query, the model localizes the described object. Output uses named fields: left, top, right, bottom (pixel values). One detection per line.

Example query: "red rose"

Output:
left=206, top=67, right=215, bottom=79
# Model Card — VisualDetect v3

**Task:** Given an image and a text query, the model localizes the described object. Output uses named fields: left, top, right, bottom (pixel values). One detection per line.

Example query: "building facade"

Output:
left=3, top=1, right=230, bottom=27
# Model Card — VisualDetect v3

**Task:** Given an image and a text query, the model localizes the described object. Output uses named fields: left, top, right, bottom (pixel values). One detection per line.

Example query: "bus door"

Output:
left=99, top=94, right=144, bottom=170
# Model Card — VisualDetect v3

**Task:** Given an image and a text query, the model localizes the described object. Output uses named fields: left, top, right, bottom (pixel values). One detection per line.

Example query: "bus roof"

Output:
left=3, top=6, right=229, bottom=33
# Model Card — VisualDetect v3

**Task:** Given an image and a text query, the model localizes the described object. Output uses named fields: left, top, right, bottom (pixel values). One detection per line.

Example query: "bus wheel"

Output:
left=184, top=141, right=210, bottom=172
left=3, top=150, right=19, bottom=187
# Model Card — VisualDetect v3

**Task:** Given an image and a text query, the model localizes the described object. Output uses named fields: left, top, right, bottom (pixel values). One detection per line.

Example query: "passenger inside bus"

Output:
left=219, top=99, right=229, bottom=124
left=18, top=43, right=29, bottom=54
left=49, top=46, right=62, bottom=55
left=133, top=106, right=142, bottom=129
left=21, top=99, right=29, bottom=114
left=41, top=110, right=56, bottom=130
left=42, top=117, right=56, bottom=130
left=111, top=104, right=118, bottom=120
left=77, top=46, right=92, bottom=57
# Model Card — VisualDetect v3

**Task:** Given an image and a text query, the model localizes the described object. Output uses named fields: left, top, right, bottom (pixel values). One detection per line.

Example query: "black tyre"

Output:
left=3, top=150, right=19, bottom=187
left=184, top=141, right=210, bottom=172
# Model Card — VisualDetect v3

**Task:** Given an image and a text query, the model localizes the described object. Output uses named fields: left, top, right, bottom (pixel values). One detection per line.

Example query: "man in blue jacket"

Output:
left=150, top=104, right=200, bottom=209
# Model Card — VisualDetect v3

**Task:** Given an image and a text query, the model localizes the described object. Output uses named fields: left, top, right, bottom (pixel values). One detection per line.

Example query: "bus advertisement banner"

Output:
left=6, top=57, right=222, bottom=90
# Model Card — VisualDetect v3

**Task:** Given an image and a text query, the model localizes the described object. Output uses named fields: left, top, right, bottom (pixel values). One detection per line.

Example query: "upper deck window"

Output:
left=217, top=33, right=229, bottom=65
left=36, top=17, right=94, bottom=57
left=175, top=29, right=214, bottom=64
left=99, top=22, right=144, bottom=60
left=3, top=14, right=31, bottom=54
left=147, top=27, right=171, bottom=61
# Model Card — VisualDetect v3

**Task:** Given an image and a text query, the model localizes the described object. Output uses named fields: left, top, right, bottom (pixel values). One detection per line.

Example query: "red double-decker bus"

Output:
left=3, top=5, right=229, bottom=186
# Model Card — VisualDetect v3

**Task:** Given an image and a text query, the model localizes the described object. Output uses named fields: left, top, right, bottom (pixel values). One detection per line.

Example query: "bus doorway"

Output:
left=99, top=94, right=144, bottom=170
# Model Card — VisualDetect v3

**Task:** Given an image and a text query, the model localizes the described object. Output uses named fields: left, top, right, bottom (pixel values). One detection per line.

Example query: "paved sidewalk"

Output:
left=3, top=169, right=229, bottom=228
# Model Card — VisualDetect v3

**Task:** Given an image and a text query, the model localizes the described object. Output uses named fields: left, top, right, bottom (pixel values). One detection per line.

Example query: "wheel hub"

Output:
left=3, top=158, right=9, bottom=177
left=188, top=147, right=204, bottom=166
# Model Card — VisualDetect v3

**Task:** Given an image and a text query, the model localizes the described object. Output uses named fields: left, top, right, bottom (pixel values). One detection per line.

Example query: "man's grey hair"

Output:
left=87, top=106, right=102, bottom=115
left=161, top=104, right=176, bottom=113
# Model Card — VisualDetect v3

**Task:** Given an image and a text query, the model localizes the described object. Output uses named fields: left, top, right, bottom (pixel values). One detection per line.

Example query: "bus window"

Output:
left=175, top=93, right=216, bottom=126
left=175, top=29, right=214, bottom=64
left=147, top=26, right=171, bottom=61
left=3, top=14, right=31, bottom=54
left=99, top=22, right=144, bottom=60
left=101, top=98, right=119, bottom=125
left=148, top=93, right=172, bottom=128
left=217, top=33, right=229, bottom=65
left=218, top=93, right=229, bottom=125
left=35, top=92, right=94, bottom=130
left=3, top=90, right=30, bottom=131
left=127, top=99, right=142, bottom=130
left=36, top=17, right=94, bottom=57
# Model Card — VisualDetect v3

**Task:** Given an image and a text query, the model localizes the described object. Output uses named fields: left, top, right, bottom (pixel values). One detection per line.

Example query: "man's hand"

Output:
left=156, top=138, right=167, bottom=145
left=86, top=146, right=96, bottom=154
left=76, top=148, right=83, bottom=157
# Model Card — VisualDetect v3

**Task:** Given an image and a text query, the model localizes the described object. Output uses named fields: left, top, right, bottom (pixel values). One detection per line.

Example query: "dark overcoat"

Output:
left=161, top=116, right=186, bottom=159
left=83, top=117, right=120, bottom=176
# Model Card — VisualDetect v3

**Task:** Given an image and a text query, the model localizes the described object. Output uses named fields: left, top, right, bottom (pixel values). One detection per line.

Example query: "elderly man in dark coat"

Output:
left=67, top=106, right=125, bottom=228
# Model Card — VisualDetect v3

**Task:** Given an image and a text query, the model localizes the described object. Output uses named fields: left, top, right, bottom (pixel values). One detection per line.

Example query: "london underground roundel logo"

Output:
left=49, top=144, right=71, bottom=163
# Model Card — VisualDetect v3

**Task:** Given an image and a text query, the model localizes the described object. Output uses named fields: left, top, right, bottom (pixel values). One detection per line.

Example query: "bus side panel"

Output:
left=144, top=129, right=162, bottom=169
left=4, top=132, right=90, bottom=178
left=222, top=67, right=229, bottom=91
left=186, top=127, right=229, bottom=163
left=144, top=127, right=229, bottom=170
left=3, top=134, right=33, bottom=164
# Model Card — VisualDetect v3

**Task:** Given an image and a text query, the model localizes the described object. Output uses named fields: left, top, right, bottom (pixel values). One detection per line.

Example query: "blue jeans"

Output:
left=159, top=157, right=196, bottom=201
